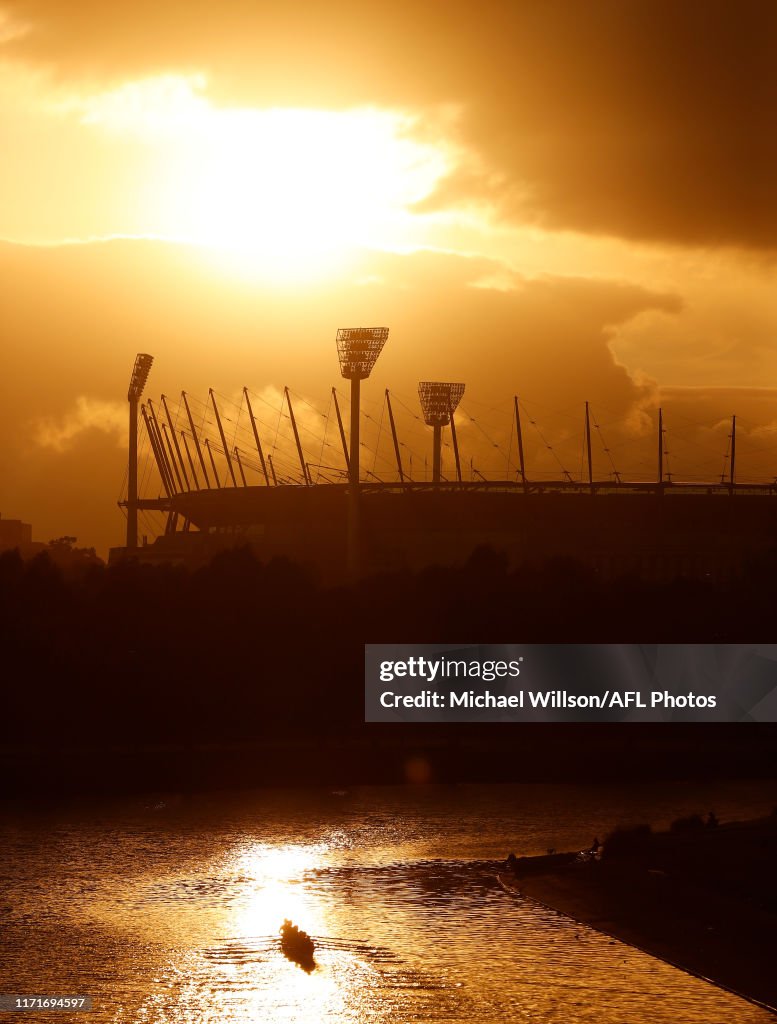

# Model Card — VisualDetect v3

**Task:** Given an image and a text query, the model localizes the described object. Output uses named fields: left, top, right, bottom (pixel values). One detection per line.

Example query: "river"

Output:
left=2, top=781, right=776, bottom=1022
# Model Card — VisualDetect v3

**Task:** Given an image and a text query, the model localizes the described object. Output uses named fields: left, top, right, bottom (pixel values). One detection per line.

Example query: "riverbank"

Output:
left=6, top=730, right=777, bottom=801
left=502, top=816, right=777, bottom=1013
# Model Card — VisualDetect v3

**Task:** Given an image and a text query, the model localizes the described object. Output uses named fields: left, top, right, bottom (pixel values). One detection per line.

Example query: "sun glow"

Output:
left=72, top=75, right=452, bottom=281
left=231, top=842, right=326, bottom=937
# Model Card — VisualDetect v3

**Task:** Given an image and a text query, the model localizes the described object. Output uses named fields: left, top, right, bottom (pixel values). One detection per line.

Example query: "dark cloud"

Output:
left=5, top=0, right=777, bottom=248
left=424, top=1, right=777, bottom=250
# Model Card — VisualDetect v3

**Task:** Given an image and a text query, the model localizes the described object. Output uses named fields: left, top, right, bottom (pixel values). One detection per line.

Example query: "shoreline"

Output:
left=500, top=819, right=777, bottom=1015
left=498, top=872, right=777, bottom=1016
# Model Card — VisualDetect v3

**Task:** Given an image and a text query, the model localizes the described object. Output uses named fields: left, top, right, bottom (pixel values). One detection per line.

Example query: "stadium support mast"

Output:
left=285, top=387, right=311, bottom=486
left=141, top=403, right=172, bottom=497
left=126, top=354, right=153, bottom=549
left=161, top=395, right=189, bottom=491
left=336, top=327, right=389, bottom=575
left=418, top=382, right=465, bottom=483
left=730, top=414, right=737, bottom=494
left=182, top=391, right=211, bottom=488
left=386, top=390, right=404, bottom=483
left=210, top=390, right=238, bottom=488
left=514, top=396, right=527, bottom=491
left=181, top=431, right=200, bottom=489
left=243, top=388, right=270, bottom=486
left=148, top=400, right=177, bottom=495
left=585, top=401, right=593, bottom=492
left=658, top=407, right=665, bottom=494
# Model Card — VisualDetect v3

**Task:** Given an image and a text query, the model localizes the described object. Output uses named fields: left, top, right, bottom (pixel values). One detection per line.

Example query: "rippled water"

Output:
left=2, top=781, right=776, bottom=1023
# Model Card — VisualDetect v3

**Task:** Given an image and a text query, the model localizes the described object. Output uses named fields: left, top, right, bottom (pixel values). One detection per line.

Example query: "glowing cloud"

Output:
left=34, top=396, right=125, bottom=451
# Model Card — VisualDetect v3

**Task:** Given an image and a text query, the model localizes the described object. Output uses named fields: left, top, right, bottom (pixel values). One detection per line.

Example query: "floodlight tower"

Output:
left=418, top=381, right=465, bottom=483
left=336, top=327, right=389, bottom=574
left=126, top=353, right=154, bottom=549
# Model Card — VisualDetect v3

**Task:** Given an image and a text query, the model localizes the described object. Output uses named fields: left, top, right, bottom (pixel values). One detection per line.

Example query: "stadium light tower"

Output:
left=126, top=353, right=154, bottom=549
left=418, top=381, right=465, bottom=483
left=336, top=327, right=389, bottom=574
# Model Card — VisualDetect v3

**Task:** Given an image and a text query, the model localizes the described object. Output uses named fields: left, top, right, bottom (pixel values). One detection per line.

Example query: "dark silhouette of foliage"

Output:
left=670, top=814, right=706, bottom=834
left=603, top=825, right=653, bottom=860
left=1, top=544, right=776, bottom=797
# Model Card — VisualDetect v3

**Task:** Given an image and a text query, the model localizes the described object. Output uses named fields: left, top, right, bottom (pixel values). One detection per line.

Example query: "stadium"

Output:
left=114, top=333, right=777, bottom=579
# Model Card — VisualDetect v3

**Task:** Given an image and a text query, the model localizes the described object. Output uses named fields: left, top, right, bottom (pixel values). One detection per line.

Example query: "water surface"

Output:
left=2, top=781, right=776, bottom=1022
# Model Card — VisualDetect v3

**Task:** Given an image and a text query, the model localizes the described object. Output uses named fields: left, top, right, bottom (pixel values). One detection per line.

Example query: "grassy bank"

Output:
left=503, top=816, right=777, bottom=1013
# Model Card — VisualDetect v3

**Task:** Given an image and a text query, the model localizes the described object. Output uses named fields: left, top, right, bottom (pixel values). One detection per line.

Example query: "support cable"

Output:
left=589, top=406, right=621, bottom=482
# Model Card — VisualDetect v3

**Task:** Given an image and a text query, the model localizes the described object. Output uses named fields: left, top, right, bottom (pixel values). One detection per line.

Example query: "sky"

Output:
left=1, top=0, right=776, bottom=554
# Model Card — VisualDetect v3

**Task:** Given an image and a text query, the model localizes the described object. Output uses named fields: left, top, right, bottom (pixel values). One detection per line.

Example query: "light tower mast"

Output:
left=126, top=353, right=154, bottom=549
left=418, top=382, right=465, bottom=483
left=336, top=327, right=389, bottom=575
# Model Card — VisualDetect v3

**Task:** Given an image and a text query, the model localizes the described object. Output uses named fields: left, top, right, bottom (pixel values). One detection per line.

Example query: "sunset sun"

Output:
left=71, top=76, right=451, bottom=279
left=180, top=107, right=449, bottom=279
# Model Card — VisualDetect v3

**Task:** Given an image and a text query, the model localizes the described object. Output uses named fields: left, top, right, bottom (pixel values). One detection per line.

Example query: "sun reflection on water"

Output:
left=216, top=841, right=355, bottom=1023
left=230, top=841, right=327, bottom=938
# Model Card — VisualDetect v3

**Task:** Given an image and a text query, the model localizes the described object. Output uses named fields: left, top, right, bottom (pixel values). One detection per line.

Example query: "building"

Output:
left=0, top=513, right=33, bottom=552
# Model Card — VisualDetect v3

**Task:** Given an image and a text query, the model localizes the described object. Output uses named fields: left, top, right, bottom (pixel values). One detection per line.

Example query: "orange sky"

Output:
left=1, top=0, right=776, bottom=554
